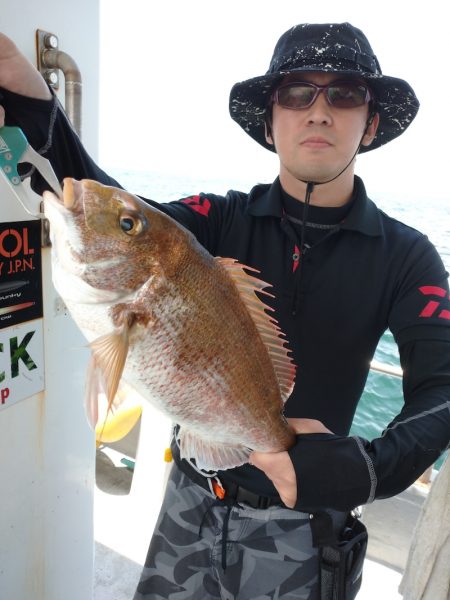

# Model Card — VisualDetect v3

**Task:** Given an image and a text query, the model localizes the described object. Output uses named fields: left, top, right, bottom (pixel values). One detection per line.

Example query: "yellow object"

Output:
left=95, top=404, right=142, bottom=446
left=164, top=447, right=173, bottom=462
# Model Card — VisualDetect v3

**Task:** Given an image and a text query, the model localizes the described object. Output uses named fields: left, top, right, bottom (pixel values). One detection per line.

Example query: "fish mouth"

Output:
left=62, top=177, right=94, bottom=211
left=62, top=177, right=77, bottom=209
left=43, top=177, right=82, bottom=212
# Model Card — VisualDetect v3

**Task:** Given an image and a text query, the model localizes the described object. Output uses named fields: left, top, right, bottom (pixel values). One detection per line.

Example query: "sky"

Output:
left=98, top=0, right=449, bottom=202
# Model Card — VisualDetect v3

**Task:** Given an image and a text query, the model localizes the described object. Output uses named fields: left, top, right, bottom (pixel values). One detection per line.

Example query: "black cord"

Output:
left=291, top=114, right=375, bottom=316
left=299, top=181, right=315, bottom=254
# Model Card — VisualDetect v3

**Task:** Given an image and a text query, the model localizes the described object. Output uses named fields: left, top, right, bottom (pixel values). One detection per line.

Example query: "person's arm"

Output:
left=287, top=336, right=449, bottom=512
left=250, top=418, right=332, bottom=508
left=0, top=32, right=228, bottom=249
left=0, top=86, right=121, bottom=193
left=0, top=32, right=51, bottom=99
left=252, top=237, right=450, bottom=512
left=253, top=335, right=450, bottom=512
left=0, top=31, right=123, bottom=191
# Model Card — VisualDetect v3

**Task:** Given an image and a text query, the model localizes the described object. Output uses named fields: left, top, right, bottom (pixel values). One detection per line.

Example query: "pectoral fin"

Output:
left=95, top=382, right=142, bottom=445
left=85, top=325, right=130, bottom=428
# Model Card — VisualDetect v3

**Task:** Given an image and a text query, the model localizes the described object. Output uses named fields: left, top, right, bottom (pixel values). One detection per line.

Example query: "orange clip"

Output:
left=212, top=479, right=226, bottom=500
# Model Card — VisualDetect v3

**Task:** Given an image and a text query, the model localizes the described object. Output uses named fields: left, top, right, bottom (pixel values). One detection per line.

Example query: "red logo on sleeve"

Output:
left=181, top=195, right=211, bottom=217
left=418, top=286, right=450, bottom=320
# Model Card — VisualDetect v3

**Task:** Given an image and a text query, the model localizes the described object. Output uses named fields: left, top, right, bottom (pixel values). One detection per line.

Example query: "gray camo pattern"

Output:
left=134, top=465, right=319, bottom=599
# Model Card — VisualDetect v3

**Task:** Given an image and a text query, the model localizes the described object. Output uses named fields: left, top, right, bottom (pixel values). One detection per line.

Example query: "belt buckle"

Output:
left=235, top=486, right=266, bottom=509
left=257, top=495, right=272, bottom=510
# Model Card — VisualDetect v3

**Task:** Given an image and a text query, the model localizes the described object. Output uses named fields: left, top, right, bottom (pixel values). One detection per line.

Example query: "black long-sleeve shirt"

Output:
left=2, top=89, right=449, bottom=512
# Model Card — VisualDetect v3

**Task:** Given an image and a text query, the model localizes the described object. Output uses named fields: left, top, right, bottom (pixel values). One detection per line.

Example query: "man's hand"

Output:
left=0, top=32, right=51, bottom=99
left=249, top=418, right=332, bottom=508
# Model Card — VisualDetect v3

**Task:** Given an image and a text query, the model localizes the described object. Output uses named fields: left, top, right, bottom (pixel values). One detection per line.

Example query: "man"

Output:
left=1, top=22, right=449, bottom=599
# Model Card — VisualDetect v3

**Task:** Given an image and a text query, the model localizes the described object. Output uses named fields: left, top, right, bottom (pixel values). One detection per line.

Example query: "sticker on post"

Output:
left=0, top=320, right=45, bottom=410
left=0, top=220, right=43, bottom=329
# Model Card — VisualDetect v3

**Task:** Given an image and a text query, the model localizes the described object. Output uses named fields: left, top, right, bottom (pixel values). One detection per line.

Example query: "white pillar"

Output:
left=0, top=115, right=95, bottom=600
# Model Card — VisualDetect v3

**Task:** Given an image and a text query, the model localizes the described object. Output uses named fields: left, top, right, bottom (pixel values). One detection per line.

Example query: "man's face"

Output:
left=266, top=72, right=379, bottom=187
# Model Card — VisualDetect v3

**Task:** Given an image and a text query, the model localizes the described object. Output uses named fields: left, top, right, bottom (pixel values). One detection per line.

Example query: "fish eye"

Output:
left=118, top=210, right=147, bottom=236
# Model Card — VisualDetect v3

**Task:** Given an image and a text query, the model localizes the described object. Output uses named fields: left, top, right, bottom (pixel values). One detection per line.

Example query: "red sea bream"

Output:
left=43, top=179, right=296, bottom=470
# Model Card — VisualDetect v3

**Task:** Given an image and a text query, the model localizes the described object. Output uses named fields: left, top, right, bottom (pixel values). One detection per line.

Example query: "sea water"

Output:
left=107, top=167, right=449, bottom=470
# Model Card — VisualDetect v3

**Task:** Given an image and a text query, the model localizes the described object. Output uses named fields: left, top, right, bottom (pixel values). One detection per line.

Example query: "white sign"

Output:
left=0, top=319, right=44, bottom=409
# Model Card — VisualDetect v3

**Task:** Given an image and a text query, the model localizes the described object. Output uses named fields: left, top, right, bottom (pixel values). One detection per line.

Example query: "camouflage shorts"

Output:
left=133, top=464, right=319, bottom=600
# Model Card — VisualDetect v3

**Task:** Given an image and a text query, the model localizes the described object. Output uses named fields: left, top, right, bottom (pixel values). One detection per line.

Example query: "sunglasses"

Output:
left=272, top=80, right=373, bottom=110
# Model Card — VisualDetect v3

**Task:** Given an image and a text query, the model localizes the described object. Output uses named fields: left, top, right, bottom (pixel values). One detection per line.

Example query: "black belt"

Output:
left=170, top=436, right=283, bottom=510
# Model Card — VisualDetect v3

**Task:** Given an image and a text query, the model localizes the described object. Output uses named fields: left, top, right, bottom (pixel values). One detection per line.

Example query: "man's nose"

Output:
left=305, top=91, right=333, bottom=123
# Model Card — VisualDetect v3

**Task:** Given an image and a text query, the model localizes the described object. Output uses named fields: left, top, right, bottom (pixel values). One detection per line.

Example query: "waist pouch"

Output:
left=312, top=512, right=368, bottom=600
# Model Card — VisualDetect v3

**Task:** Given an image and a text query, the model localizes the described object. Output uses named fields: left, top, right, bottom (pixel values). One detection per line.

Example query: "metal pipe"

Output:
left=41, top=48, right=82, bottom=138
left=370, top=359, right=403, bottom=378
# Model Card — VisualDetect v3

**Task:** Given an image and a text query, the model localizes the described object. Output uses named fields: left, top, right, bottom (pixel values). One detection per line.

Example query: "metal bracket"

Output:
left=40, top=201, right=51, bottom=247
left=36, top=29, right=60, bottom=90
left=35, top=29, right=83, bottom=138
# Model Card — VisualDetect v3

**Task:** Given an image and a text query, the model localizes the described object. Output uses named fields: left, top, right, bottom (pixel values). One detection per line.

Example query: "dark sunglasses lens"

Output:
left=277, top=84, right=316, bottom=108
left=328, top=84, right=368, bottom=107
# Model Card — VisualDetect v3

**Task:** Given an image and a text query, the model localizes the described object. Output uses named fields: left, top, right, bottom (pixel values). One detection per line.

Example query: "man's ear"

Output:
left=264, top=120, right=274, bottom=145
left=361, top=112, right=380, bottom=147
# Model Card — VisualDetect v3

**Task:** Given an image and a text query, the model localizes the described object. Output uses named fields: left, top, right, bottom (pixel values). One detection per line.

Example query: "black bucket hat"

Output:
left=229, top=22, right=419, bottom=153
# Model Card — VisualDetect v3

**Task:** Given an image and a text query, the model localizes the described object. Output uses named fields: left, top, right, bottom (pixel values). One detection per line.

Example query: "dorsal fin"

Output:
left=216, top=257, right=296, bottom=402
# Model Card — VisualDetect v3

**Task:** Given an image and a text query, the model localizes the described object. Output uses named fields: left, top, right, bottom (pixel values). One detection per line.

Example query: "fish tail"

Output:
left=267, top=415, right=296, bottom=451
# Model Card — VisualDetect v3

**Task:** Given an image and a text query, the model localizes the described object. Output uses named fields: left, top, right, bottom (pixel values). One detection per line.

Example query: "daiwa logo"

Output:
left=418, top=286, right=450, bottom=320
left=181, top=195, right=211, bottom=217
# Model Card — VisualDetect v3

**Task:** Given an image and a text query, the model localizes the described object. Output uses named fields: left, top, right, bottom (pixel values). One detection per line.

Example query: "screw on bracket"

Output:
left=36, top=29, right=60, bottom=90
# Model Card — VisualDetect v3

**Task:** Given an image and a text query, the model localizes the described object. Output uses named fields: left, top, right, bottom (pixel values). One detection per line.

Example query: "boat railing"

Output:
left=369, top=359, right=439, bottom=484
left=370, top=360, right=402, bottom=378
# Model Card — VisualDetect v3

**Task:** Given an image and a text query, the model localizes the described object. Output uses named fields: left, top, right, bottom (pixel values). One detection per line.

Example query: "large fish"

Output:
left=43, top=179, right=296, bottom=470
